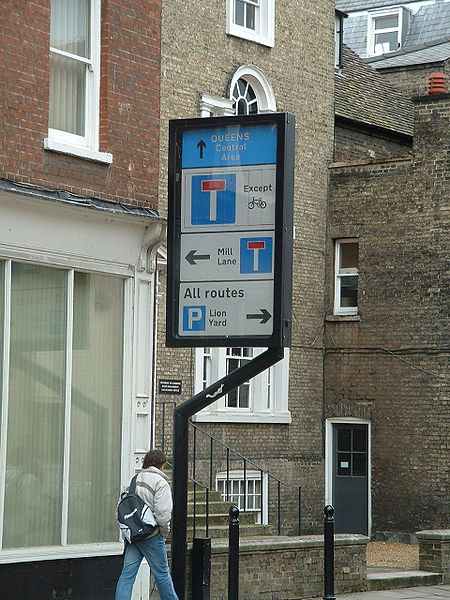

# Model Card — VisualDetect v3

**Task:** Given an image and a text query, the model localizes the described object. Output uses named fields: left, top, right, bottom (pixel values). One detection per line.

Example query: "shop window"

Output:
left=226, top=0, right=275, bottom=47
left=46, top=0, right=111, bottom=163
left=0, top=261, right=123, bottom=549
left=334, top=239, right=359, bottom=315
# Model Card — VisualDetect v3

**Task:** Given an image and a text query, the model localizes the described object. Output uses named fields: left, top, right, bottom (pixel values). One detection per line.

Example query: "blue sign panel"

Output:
left=182, top=124, right=277, bottom=169
left=240, top=237, right=273, bottom=274
left=191, top=174, right=236, bottom=225
left=183, top=306, right=206, bottom=331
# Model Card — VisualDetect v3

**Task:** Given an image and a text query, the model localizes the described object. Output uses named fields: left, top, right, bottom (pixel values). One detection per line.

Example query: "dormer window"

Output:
left=368, top=10, right=403, bottom=57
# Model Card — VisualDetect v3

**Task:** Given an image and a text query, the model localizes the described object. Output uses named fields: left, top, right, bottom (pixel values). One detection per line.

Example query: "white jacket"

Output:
left=135, top=466, right=173, bottom=537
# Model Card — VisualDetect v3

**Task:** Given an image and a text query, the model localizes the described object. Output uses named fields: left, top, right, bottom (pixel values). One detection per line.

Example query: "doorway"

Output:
left=327, top=421, right=370, bottom=535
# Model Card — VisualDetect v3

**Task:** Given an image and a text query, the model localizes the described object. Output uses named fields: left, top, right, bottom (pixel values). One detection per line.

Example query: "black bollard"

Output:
left=323, top=505, right=336, bottom=600
left=228, top=506, right=240, bottom=600
left=191, top=538, right=211, bottom=600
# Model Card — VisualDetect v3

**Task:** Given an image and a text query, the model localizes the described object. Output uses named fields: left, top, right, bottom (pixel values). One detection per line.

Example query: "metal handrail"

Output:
left=157, top=401, right=302, bottom=536
left=165, top=459, right=210, bottom=538
left=189, top=421, right=302, bottom=535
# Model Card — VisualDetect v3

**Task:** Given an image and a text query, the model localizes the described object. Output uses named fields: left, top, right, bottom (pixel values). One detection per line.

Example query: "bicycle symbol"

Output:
left=248, top=196, right=267, bottom=209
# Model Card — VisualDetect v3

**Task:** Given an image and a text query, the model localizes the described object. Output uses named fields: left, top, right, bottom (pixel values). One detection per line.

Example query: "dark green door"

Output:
left=332, top=424, right=368, bottom=535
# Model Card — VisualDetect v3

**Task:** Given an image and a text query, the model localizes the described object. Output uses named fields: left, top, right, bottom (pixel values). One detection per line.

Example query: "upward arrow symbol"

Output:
left=197, top=139, right=206, bottom=159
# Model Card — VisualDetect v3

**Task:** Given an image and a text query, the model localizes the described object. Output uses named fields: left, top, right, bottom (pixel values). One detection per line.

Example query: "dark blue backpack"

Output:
left=117, top=474, right=158, bottom=543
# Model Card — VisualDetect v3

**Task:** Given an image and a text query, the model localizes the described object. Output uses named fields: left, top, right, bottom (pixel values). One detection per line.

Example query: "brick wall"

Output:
left=378, top=61, right=450, bottom=99
left=327, top=94, right=450, bottom=534
left=183, top=535, right=368, bottom=600
left=0, top=0, right=161, bottom=208
left=334, top=123, right=412, bottom=162
left=156, top=0, right=336, bottom=534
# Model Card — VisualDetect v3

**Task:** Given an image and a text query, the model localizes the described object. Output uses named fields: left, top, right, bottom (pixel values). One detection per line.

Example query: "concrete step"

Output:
left=187, top=511, right=258, bottom=527
left=367, top=569, right=443, bottom=591
left=186, top=522, right=273, bottom=539
left=187, top=499, right=244, bottom=513
left=187, top=489, right=223, bottom=502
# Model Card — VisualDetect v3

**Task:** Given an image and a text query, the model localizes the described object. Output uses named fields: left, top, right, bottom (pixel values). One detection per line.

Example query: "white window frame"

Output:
left=0, top=192, right=163, bottom=563
left=334, top=239, right=359, bottom=316
left=226, top=0, right=275, bottom=47
left=229, top=65, right=277, bottom=114
left=216, top=470, right=269, bottom=524
left=367, top=9, right=402, bottom=57
left=193, top=347, right=291, bottom=424
left=45, top=0, right=112, bottom=164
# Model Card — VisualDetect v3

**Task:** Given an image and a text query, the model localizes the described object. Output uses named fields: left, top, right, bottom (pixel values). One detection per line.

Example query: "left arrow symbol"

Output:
left=197, top=139, right=206, bottom=159
left=246, top=309, right=272, bottom=324
left=185, top=249, right=211, bottom=265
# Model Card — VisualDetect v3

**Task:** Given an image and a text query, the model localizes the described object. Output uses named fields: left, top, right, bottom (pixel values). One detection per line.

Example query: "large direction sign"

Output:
left=167, top=113, right=295, bottom=348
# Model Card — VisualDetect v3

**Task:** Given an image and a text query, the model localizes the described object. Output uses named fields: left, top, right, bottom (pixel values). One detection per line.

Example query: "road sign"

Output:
left=167, top=113, right=295, bottom=348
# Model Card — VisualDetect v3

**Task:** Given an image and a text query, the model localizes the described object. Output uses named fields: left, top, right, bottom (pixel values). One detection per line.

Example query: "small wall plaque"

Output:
left=159, top=379, right=182, bottom=395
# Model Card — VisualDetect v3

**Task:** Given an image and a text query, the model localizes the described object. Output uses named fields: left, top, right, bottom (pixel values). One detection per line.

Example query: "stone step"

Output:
left=187, top=499, right=243, bottom=513
left=367, top=569, right=443, bottom=591
left=186, top=522, right=273, bottom=539
left=187, top=511, right=258, bottom=527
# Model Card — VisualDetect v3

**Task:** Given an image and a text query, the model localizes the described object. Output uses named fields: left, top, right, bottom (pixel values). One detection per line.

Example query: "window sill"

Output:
left=193, top=412, right=291, bottom=424
left=226, top=26, right=274, bottom=48
left=325, top=315, right=361, bottom=322
left=44, top=138, right=113, bottom=165
left=0, top=542, right=123, bottom=564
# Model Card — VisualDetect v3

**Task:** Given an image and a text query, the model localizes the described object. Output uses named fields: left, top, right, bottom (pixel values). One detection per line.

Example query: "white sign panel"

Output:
left=178, top=281, right=274, bottom=337
left=181, top=165, right=276, bottom=233
left=180, top=231, right=275, bottom=282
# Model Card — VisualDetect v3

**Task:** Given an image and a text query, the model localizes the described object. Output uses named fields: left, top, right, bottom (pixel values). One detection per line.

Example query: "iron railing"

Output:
left=158, top=401, right=302, bottom=536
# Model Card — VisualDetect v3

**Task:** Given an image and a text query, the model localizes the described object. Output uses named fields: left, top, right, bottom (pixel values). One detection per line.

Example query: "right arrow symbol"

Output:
left=246, top=309, right=272, bottom=324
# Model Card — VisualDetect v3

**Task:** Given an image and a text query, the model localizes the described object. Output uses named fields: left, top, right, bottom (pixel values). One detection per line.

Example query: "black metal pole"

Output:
left=171, top=347, right=284, bottom=600
left=172, top=411, right=189, bottom=599
left=323, top=505, right=336, bottom=600
left=228, top=506, right=240, bottom=600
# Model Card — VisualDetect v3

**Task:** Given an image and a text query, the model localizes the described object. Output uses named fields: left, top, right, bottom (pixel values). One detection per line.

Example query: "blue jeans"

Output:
left=115, top=534, right=179, bottom=600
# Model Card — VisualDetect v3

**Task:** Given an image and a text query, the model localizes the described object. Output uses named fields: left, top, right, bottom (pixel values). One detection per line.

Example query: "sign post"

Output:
left=167, top=113, right=295, bottom=598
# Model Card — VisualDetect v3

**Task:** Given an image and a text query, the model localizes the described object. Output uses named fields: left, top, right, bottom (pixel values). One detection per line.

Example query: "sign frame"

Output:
left=166, top=112, right=295, bottom=348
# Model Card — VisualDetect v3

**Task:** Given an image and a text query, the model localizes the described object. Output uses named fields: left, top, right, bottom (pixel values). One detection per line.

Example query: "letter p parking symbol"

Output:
left=183, top=306, right=206, bottom=331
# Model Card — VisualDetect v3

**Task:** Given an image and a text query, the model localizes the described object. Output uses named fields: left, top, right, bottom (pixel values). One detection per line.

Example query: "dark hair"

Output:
left=142, top=449, right=166, bottom=469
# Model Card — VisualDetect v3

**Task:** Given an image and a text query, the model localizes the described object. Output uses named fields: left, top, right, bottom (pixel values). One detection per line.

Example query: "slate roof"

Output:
left=366, top=38, right=450, bottom=67
left=339, top=0, right=450, bottom=59
left=404, top=3, right=450, bottom=47
left=335, top=45, right=414, bottom=136
left=336, top=0, right=432, bottom=12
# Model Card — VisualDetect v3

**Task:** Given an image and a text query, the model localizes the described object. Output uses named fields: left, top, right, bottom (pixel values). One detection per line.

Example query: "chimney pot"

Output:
left=428, top=72, right=447, bottom=94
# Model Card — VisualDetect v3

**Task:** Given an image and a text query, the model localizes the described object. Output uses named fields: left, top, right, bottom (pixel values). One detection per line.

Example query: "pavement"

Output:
left=311, top=583, right=450, bottom=599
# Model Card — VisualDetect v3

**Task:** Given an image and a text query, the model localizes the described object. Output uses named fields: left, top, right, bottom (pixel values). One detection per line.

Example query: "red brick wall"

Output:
left=0, top=0, right=161, bottom=209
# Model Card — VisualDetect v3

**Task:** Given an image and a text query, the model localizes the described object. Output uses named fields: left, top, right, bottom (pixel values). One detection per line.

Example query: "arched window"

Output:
left=229, top=65, right=276, bottom=115
left=231, top=79, right=259, bottom=115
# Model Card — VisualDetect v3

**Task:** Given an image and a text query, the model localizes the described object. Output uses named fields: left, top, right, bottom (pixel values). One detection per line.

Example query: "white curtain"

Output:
left=68, top=272, right=123, bottom=544
left=49, top=0, right=90, bottom=136
left=4, top=263, right=67, bottom=548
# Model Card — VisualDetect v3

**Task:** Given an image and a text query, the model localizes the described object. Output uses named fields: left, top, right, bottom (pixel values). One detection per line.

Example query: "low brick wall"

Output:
left=417, top=530, right=450, bottom=583
left=185, top=534, right=368, bottom=600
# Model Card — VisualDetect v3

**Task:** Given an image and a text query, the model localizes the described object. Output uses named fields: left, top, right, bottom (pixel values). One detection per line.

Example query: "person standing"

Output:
left=115, top=449, right=179, bottom=600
